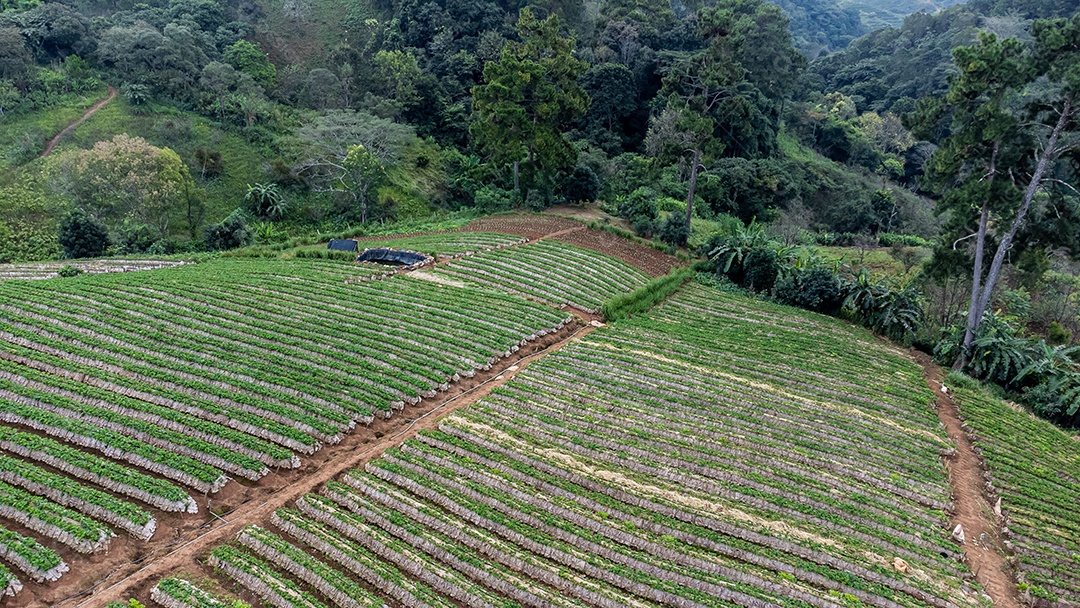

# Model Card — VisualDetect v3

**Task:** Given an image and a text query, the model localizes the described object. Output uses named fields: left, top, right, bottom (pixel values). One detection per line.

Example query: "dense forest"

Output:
left=2, top=0, right=1080, bottom=425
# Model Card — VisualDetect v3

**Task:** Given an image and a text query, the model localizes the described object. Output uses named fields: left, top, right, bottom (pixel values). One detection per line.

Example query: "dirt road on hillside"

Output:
left=40, top=86, right=117, bottom=158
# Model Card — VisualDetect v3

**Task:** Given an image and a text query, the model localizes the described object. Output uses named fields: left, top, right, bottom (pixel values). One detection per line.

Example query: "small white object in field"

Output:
left=952, top=523, right=965, bottom=544
left=940, top=384, right=949, bottom=394
left=892, top=557, right=909, bottom=573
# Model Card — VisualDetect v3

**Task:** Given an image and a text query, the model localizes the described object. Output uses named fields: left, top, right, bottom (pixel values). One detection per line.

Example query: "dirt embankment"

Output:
left=912, top=350, right=1022, bottom=608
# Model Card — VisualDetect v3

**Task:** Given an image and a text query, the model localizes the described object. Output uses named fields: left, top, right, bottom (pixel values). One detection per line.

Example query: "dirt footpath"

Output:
left=912, top=350, right=1021, bottom=608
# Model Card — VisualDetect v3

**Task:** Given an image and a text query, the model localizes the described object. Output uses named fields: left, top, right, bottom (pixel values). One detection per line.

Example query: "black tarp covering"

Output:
left=356, top=248, right=429, bottom=265
left=328, top=239, right=359, bottom=252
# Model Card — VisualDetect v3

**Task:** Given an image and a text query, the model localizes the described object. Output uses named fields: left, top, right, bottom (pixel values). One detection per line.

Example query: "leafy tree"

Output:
left=200, top=61, right=239, bottom=121
left=369, top=50, right=422, bottom=117
left=471, top=8, right=589, bottom=202
left=562, top=164, right=600, bottom=203
left=301, top=144, right=386, bottom=223
left=648, top=0, right=803, bottom=235
left=58, top=209, right=109, bottom=259
left=578, top=62, right=637, bottom=151
left=304, top=68, right=342, bottom=110
left=10, top=2, right=91, bottom=61
left=224, top=40, right=276, bottom=89
left=913, top=20, right=1080, bottom=369
left=292, top=110, right=417, bottom=223
left=98, top=23, right=208, bottom=97
left=0, top=27, right=32, bottom=78
left=60, top=135, right=202, bottom=237
left=168, top=0, right=225, bottom=32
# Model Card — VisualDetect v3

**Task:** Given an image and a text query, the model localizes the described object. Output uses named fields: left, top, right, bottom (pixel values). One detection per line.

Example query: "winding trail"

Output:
left=39, top=86, right=117, bottom=158
left=912, top=350, right=1021, bottom=608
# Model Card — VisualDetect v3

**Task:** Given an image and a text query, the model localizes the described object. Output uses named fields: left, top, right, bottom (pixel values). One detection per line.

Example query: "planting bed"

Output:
left=949, top=381, right=1080, bottom=607
left=0, top=256, right=576, bottom=604
left=552, top=227, right=682, bottom=277
left=204, top=282, right=989, bottom=608
left=354, top=232, right=526, bottom=258
left=0, top=259, right=187, bottom=281
left=439, top=240, right=652, bottom=312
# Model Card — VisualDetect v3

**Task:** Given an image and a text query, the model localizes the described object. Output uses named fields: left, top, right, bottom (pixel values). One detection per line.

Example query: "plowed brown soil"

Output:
left=912, top=350, right=1022, bottom=608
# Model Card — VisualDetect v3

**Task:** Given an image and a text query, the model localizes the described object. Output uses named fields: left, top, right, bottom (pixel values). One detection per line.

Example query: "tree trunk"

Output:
left=954, top=141, right=998, bottom=370
left=961, top=95, right=1073, bottom=368
left=954, top=199, right=990, bottom=371
left=513, top=160, right=520, bottom=203
left=685, top=148, right=701, bottom=234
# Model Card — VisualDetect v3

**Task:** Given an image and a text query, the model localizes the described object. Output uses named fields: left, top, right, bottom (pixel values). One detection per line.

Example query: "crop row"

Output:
left=440, top=240, right=650, bottom=310
left=0, top=480, right=113, bottom=554
left=356, top=231, right=526, bottom=257
left=0, top=524, right=65, bottom=582
left=0, top=453, right=154, bottom=540
left=949, top=380, right=1080, bottom=603
left=208, top=545, right=330, bottom=608
left=0, top=562, right=18, bottom=597
left=151, top=576, right=243, bottom=608
left=0, top=425, right=195, bottom=512
left=236, top=525, right=386, bottom=608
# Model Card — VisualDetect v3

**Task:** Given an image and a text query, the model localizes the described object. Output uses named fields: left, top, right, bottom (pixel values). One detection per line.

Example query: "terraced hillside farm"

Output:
left=0, top=259, right=188, bottom=281
left=438, top=240, right=653, bottom=312
left=948, top=380, right=1080, bottom=606
left=204, top=283, right=991, bottom=608
left=0, top=252, right=601, bottom=606
left=353, top=232, right=527, bottom=258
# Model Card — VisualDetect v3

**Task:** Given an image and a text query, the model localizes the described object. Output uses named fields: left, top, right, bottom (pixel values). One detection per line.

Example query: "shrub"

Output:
left=842, top=272, right=924, bottom=341
left=115, top=220, right=156, bottom=254
left=203, top=210, right=251, bottom=251
left=562, top=164, right=600, bottom=203
left=57, top=264, right=82, bottom=277
left=618, top=186, right=658, bottom=231
left=474, top=186, right=513, bottom=213
left=774, top=266, right=845, bottom=314
left=656, top=214, right=689, bottom=247
left=1048, top=322, right=1073, bottom=345
left=58, top=209, right=109, bottom=259
left=742, top=247, right=780, bottom=292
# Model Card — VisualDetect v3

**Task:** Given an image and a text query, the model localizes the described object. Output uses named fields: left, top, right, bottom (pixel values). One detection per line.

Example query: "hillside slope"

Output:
left=198, top=281, right=991, bottom=608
